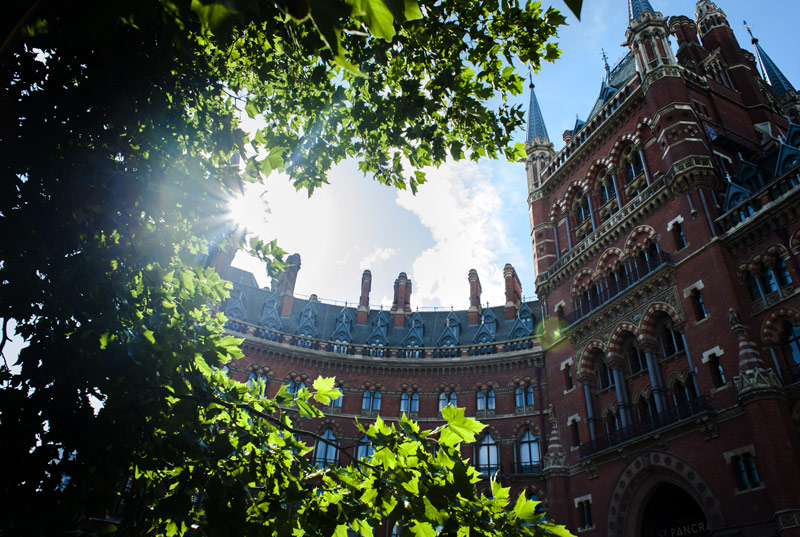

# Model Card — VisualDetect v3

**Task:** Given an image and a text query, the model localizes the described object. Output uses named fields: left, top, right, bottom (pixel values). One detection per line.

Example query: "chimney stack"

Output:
left=467, top=269, right=482, bottom=325
left=357, top=270, right=372, bottom=325
left=503, top=263, right=522, bottom=320
left=390, top=272, right=412, bottom=327
left=271, top=253, right=301, bottom=317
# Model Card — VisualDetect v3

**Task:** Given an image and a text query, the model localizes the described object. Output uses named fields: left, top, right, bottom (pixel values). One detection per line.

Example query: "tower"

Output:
left=524, top=82, right=557, bottom=275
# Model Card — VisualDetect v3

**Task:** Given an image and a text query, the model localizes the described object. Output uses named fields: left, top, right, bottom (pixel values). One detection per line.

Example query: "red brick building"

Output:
left=218, top=1, right=800, bottom=535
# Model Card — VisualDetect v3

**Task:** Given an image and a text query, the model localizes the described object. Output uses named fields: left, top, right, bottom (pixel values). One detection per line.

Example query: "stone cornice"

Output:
left=236, top=336, right=544, bottom=378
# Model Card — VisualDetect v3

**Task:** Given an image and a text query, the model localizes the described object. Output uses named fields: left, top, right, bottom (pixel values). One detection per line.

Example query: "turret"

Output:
left=625, top=0, right=676, bottom=79
left=524, top=82, right=555, bottom=193
left=525, top=82, right=559, bottom=274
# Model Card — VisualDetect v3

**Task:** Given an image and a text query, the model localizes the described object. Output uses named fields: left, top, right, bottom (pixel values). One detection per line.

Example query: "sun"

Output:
left=227, top=189, right=269, bottom=233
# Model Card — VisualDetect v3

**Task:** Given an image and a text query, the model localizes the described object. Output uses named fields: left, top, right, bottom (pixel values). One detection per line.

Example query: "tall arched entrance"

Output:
left=640, top=483, right=710, bottom=537
left=605, top=451, right=725, bottom=536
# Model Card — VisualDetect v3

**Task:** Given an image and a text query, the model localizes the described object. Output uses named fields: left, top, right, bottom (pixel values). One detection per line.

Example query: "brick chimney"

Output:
left=390, top=272, right=412, bottom=327
left=357, top=270, right=372, bottom=325
left=503, top=263, right=522, bottom=320
left=271, top=253, right=301, bottom=317
left=467, top=269, right=482, bottom=325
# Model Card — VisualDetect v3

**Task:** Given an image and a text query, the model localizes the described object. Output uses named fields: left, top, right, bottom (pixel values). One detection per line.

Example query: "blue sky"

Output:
left=231, top=0, right=800, bottom=310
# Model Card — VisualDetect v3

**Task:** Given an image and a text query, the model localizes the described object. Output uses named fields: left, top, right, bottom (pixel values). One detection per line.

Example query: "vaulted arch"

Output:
left=761, top=307, right=800, bottom=345
left=577, top=340, right=608, bottom=378
left=608, top=322, right=641, bottom=363
left=570, top=268, right=596, bottom=295
left=623, top=225, right=658, bottom=257
left=608, top=132, right=640, bottom=168
left=595, top=247, right=624, bottom=278
left=639, top=303, right=683, bottom=346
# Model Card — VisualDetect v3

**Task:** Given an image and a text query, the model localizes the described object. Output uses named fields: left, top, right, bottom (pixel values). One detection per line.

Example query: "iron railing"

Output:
left=579, top=396, right=713, bottom=457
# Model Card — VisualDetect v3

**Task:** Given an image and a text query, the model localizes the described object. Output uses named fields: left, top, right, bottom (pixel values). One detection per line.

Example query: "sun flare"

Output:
left=227, top=191, right=269, bottom=233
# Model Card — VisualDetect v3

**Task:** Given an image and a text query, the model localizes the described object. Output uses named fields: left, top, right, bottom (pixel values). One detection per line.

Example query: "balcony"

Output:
left=579, top=396, right=713, bottom=458
left=510, top=461, right=543, bottom=475
left=563, top=251, right=672, bottom=325
left=716, top=171, right=800, bottom=234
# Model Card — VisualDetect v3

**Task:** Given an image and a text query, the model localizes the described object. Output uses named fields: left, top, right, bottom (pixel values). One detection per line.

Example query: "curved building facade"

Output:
left=219, top=1, right=800, bottom=536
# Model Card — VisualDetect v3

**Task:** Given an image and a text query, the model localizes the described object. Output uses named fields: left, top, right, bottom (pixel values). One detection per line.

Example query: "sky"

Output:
left=230, top=0, right=800, bottom=311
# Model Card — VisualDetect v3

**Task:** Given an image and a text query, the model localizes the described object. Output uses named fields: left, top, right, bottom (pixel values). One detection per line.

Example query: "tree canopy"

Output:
left=0, top=1, right=574, bottom=535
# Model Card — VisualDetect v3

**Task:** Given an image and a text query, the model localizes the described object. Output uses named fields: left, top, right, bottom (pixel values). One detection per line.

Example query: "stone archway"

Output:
left=640, top=483, right=709, bottom=537
left=606, top=451, right=725, bottom=537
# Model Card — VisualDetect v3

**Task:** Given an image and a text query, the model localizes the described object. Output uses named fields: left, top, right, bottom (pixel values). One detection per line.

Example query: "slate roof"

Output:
left=585, top=53, right=637, bottom=122
left=223, top=272, right=542, bottom=347
left=527, top=83, right=549, bottom=143
left=754, top=41, right=797, bottom=99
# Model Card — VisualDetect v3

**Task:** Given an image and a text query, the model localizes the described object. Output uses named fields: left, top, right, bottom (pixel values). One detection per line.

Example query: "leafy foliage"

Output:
left=0, top=0, right=573, bottom=535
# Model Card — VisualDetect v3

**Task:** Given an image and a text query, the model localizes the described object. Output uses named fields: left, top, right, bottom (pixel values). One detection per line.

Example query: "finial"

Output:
left=601, top=49, right=611, bottom=81
left=529, top=72, right=534, bottom=89
left=742, top=20, right=757, bottom=44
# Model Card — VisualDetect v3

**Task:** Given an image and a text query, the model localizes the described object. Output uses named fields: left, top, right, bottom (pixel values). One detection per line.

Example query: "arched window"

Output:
left=514, top=387, right=524, bottom=408
left=525, top=385, right=534, bottom=406
left=411, top=391, right=420, bottom=412
left=247, top=372, right=268, bottom=395
left=597, top=360, right=614, bottom=390
left=636, top=396, right=657, bottom=423
left=438, top=391, right=456, bottom=412
left=401, top=392, right=410, bottom=413
left=476, top=434, right=499, bottom=473
left=287, top=380, right=306, bottom=395
left=518, top=430, right=541, bottom=473
left=331, top=393, right=343, bottom=408
left=781, top=321, right=800, bottom=364
left=314, top=428, right=339, bottom=468
left=476, top=390, right=486, bottom=411
left=622, top=336, right=647, bottom=375
left=604, top=411, right=619, bottom=436
left=356, top=435, right=374, bottom=460
left=776, top=258, right=792, bottom=287
left=487, top=388, right=496, bottom=410
left=362, top=390, right=381, bottom=411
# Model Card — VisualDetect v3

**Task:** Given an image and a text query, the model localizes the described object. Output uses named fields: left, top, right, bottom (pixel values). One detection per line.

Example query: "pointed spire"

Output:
left=527, top=79, right=549, bottom=143
left=601, top=49, right=611, bottom=82
left=747, top=25, right=797, bottom=99
left=627, top=0, right=655, bottom=21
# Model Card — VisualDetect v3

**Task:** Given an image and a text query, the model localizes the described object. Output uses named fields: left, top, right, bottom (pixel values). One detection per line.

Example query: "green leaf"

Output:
left=351, top=0, right=396, bottom=41
left=245, top=100, right=258, bottom=119
left=99, top=332, right=109, bottom=350
left=562, top=0, right=583, bottom=20
left=312, top=376, right=341, bottom=404
left=404, top=0, right=423, bottom=21
left=332, top=524, right=348, bottom=537
left=411, top=521, right=435, bottom=537
left=423, top=497, right=443, bottom=524
left=142, top=329, right=155, bottom=345
left=439, top=406, right=485, bottom=446
left=513, top=493, right=538, bottom=520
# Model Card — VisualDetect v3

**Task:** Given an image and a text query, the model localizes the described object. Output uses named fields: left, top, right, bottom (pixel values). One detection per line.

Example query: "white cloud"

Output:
left=359, top=247, right=396, bottom=271
left=395, top=159, right=512, bottom=308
